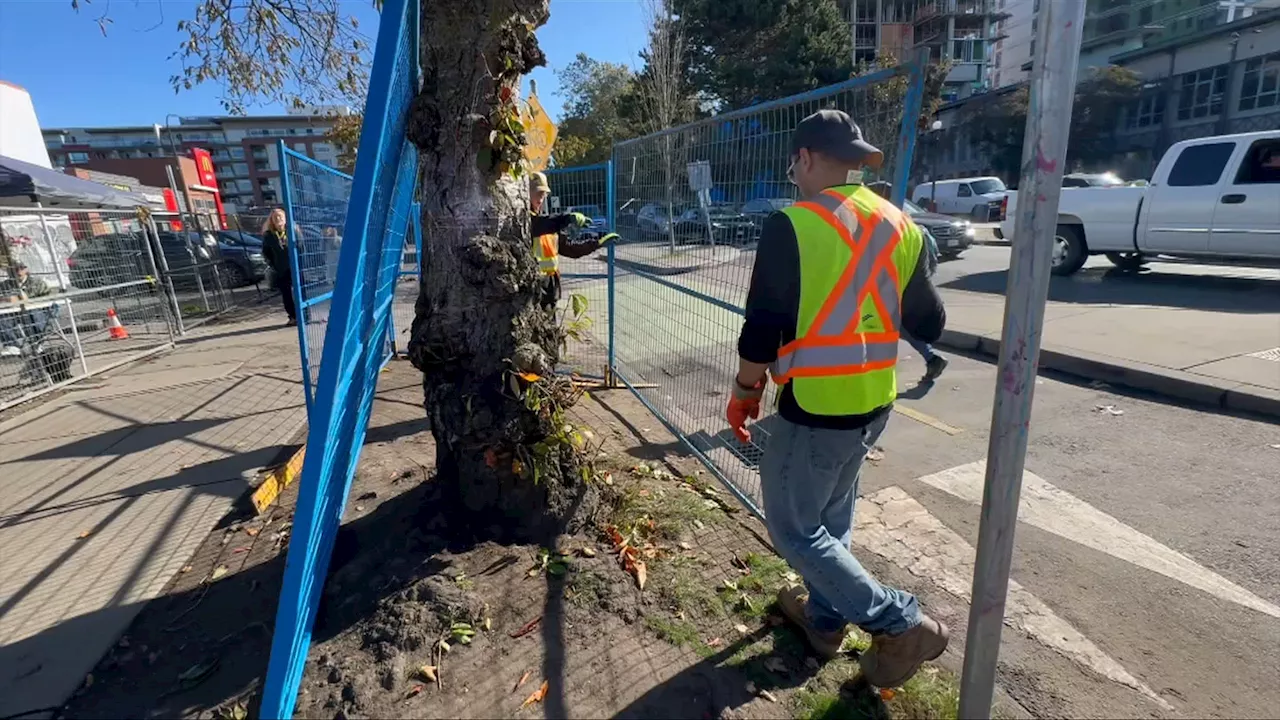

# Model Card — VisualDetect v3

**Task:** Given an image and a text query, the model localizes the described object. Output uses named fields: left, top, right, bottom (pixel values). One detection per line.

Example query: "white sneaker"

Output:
left=1, top=346, right=21, bottom=357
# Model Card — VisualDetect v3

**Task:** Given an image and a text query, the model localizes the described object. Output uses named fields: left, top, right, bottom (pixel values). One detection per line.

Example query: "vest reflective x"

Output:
left=771, top=185, right=923, bottom=417
left=533, top=230, right=559, bottom=275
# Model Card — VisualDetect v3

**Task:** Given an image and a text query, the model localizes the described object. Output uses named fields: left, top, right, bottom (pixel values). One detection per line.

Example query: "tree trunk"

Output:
left=405, top=0, right=600, bottom=543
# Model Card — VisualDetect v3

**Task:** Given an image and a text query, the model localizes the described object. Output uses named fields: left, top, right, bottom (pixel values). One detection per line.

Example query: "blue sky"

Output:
left=0, top=0, right=647, bottom=128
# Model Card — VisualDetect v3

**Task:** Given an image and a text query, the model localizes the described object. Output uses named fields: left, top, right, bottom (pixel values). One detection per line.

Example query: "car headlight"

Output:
left=964, top=226, right=976, bottom=237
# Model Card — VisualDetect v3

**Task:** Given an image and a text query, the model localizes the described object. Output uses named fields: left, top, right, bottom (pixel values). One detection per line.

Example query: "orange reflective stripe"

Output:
left=773, top=187, right=909, bottom=382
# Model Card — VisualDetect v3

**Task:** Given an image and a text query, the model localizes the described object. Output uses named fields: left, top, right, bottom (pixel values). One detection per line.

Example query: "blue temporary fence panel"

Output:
left=279, top=146, right=354, bottom=416
left=259, top=0, right=419, bottom=714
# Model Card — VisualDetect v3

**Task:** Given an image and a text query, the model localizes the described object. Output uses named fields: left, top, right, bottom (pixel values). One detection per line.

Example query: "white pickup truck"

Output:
left=997, top=130, right=1280, bottom=276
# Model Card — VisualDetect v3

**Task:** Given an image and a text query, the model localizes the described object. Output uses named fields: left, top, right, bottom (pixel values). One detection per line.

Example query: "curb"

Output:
left=937, top=328, right=1280, bottom=419
left=251, top=444, right=307, bottom=513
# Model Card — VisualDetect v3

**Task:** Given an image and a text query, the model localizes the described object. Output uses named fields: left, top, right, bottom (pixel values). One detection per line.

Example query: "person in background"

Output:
left=867, top=181, right=948, bottom=383
left=260, top=208, right=297, bottom=326
left=322, top=225, right=343, bottom=289
left=1, top=262, right=56, bottom=356
left=529, top=171, right=617, bottom=310
left=728, top=110, right=948, bottom=687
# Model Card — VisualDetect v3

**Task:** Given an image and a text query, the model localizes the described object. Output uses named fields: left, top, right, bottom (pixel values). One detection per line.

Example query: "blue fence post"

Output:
left=411, top=201, right=423, bottom=282
left=890, top=51, right=928, bottom=208
left=605, top=158, right=616, bottom=382
left=278, top=140, right=314, bottom=417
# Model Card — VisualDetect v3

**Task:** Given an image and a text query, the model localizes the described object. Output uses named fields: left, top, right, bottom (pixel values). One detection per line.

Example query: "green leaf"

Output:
left=570, top=293, right=588, bottom=319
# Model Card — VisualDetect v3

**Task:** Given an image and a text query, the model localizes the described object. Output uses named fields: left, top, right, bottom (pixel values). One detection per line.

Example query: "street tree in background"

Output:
left=552, top=54, right=637, bottom=166
left=1067, top=66, right=1143, bottom=170
left=671, top=0, right=852, bottom=109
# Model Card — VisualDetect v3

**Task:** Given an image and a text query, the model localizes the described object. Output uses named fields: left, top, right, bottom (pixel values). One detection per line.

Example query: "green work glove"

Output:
left=598, top=232, right=619, bottom=245
left=570, top=212, right=590, bottom=228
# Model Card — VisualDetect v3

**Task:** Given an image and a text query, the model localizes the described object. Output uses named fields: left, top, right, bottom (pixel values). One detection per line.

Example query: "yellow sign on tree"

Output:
left=521, top=90, right=557, bottom=173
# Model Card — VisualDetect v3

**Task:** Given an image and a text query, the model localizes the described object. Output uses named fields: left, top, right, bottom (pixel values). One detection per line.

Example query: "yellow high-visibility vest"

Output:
left=533, top=231, right=559, bottom=276
left=772, top=184, right=923, bottom=416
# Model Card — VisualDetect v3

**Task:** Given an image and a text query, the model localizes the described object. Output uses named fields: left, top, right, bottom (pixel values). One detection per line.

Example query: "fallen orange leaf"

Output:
left=244, top=528, right=260, bottom=537
left=519, top=680, right=548, bottom=710
left=879, top=688, right=896, bottom=701
left=76, top=530, right=91, bottom=540
left=518, top=372, right=541, bottom=382
left=513, top=669, right=532, bottom=693
left=634, top=559, right=647, bottom=590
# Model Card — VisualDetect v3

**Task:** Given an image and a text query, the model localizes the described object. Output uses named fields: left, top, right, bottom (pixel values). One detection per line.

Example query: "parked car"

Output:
left=566, top=204, right=608, bottom=240
left=911, top=176, right=1008, bottom=220
left=672, top=204, right=758, bottom=245
left=903, top=199, right=974, bottom=260
left=68, top=230, right=222, bottom=291
left=997, top=130, right=1280, bottom=276
left=1062, top=172, right=1126, bottom=188
left=739, top=198, right=794, bottom=236
left=636, top=203, right=673, bottom=238
left=210, top=231, right=268, bottom=287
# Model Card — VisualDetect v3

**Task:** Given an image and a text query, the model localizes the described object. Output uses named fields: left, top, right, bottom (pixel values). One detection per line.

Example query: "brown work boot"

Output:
left=776, top=586, right=847, bottom=660
left=859, top=614, right=950, bottom=687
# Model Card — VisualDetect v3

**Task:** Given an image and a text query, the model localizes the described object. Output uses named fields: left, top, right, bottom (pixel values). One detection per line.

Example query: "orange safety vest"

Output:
left=771, top=185, right=921, bottom=416
left=533, top=231, right=559, bottom=276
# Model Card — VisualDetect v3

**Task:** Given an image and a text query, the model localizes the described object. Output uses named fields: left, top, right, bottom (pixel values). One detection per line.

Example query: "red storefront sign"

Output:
left=190, top=148, right=228, bottom=229
left=162, top=188, right=184, bottom=230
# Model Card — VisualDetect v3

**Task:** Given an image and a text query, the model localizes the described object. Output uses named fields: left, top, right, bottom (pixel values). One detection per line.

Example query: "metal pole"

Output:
left=148, top=214, right=186, bottom=336
left=605, top=158, right=616, bottom=383
left=167, top=165, right=212, bottom=313
left=957, top=2, right=1085, bottom=717
left=140, top=213, right=177, bottom=344
left=31, top=203, right=87, bottom=375
left=890, top=48, right=928, bottom=208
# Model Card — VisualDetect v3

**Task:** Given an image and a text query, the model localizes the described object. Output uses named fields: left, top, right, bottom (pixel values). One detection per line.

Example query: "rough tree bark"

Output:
left=405, top=0, right=600, bottom=542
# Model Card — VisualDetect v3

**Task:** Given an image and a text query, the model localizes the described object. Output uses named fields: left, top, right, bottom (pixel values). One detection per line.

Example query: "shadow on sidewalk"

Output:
left=940, top=266, right=1280, bottom=314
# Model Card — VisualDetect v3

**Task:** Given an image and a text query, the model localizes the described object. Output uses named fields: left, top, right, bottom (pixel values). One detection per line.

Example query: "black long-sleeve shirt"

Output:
left=530, top=214, right=601, bottom=260
left=737, top=208, right=946, bottom=430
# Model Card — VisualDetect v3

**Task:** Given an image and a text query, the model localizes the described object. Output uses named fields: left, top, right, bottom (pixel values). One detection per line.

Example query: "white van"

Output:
left=911, top=176, right=1008, bottom=219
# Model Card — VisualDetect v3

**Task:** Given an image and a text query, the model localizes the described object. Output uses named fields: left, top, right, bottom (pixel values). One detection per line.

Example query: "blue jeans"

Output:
left=906, top=333, right=936, bottom=362
left=760, top=414, right=920, bottom=635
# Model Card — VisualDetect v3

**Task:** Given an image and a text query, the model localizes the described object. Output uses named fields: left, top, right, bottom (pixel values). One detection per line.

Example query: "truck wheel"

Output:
left=1104, top=252, right=1148, bottom=272
left=1052, top=225, right=1087, bottom=276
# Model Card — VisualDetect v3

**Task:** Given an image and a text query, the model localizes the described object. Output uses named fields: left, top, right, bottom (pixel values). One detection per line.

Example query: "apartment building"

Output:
left=990, top=0, right=1036, bottom=88
left=1081, top=0, right=1280, bottom=68
left=847, top=0, right=1011, bottom=101
left=42, top=108, right=351, bottom=214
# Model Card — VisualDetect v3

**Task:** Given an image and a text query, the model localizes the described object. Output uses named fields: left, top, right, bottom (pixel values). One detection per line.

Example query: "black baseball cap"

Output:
left=791, top=110, right=883, bottom=169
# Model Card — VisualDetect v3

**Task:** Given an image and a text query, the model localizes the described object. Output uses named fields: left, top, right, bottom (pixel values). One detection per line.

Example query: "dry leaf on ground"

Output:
left=210, top=565, right=229, bottom=581
left=416, top=665, right=437, bottom=683
left=513, top=669, right=532, bottom=693
left=519, top=680, right=549, bottom=710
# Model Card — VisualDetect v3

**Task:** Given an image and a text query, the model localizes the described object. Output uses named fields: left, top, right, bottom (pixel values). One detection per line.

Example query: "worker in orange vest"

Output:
left=529, top=171, right=616, bottom=310
left=728, top=110, right=948, bottom=687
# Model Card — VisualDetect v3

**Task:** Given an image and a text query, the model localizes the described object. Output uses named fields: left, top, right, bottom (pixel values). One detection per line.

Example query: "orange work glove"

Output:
left=726, top=377, right=765, bottom=443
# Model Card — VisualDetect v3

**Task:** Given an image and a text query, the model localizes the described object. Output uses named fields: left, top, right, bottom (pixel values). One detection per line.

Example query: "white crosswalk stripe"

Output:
left=854, top=484, right=1172, bottom=710
left=916, top=460, right=1280, bottom=619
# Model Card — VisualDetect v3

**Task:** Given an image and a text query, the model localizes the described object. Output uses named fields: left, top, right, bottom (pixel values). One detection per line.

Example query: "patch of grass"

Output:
left=653, top=554, right=728, bottom=622
left=644, top=614, right=713, bottom=658
left=566, top=569, right=609, bottom=608
left=719, top=551, right=795, bottom=620
left=795, top=662, right=959, bottom=720
left=610, top=477, right=723, bottom=541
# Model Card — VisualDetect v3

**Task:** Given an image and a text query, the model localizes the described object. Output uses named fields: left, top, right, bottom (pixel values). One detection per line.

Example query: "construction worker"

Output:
left=867, top=180, right=949, bottom=383
left=529, top=171, right=616, bottom=310
left=727, top=110, right=948, bottom=687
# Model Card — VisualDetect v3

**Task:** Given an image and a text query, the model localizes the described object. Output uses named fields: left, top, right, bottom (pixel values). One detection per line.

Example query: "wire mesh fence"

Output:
left=144, top=211, right=265, bottom=331
left=389, top=201, right=421, bottom=357
left=545, top=163, right=612, bottom=379
left=608, top=61, right=926, bottom=517
left=0, top=207, right=175, bottom=410
left=261, top=0, right=418, bottom=713
left=280, top=144, right=353, bottom=413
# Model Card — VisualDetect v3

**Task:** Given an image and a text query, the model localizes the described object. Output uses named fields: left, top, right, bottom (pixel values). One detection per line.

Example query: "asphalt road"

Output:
left=575, top=240, right=1280, bottom=718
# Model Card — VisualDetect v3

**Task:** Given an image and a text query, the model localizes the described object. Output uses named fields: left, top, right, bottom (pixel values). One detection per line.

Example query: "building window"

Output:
left=1127, top=92, right=1166, bottom=129
left=1177, top=65, right=1227, bottom=121
left=305, top=128, right=314, bottom=135
left=1239, top=53, right=1280, bottom=112
left=229, top=147, right=246, bottom=160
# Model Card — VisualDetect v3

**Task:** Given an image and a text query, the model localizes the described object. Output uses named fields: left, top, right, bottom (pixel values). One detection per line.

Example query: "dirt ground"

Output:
left=61, top=360, right=981, bottom=720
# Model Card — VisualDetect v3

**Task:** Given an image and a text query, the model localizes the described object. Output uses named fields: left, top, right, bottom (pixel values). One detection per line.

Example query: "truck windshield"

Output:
left=969, top=179, right=1006, bottom=195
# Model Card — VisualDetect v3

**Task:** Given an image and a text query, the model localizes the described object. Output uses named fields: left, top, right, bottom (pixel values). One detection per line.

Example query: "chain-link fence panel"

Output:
left=608, top=61, right=926, bottom=517
left=1, top=207, right=175, bottom=410
left=545, top=163, right=611, bottom=380
left=280, top=144, right=353, bottom=414
left=389, top=201, right=421, bottom=357
left=261, top=0, right=418, bottom=714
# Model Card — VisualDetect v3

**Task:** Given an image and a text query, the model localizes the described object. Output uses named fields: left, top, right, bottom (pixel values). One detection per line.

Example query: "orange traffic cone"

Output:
left=106, top=309, right=129, bottom=340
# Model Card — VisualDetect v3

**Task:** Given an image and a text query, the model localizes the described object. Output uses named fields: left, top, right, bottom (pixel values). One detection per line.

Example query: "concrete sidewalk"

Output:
left=0, top=300, right=308, bottom=718
left=936, top=286, right=1280, bottom=417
